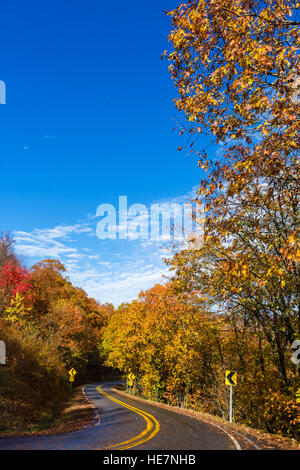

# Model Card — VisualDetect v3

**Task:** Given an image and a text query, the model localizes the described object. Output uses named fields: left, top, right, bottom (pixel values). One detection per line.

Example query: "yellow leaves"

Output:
left=241, top=266, right=248, bottom=277
left=266, top=267, right=274, bottom=277
left=288, top=234, right=296, bottom=245
left=5, top=293, right=30, bottom=327
left=166, top=0, right=298, bottom=150
left=296, top=388, right=300, bottom=405
left=199, top=161, right=209, bottom=171
left=235, top=160, right=252, bottom=171
left=172, top=29, right=187, bottom=50
left=280, top=233, right=300, bottom=261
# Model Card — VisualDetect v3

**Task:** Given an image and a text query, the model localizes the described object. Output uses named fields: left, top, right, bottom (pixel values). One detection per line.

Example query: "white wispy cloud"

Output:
left=69, top=265, right=169, bottom=306
left=14, top=187, right=199, bottom=305
left=14, top=224, right=92, bottom=259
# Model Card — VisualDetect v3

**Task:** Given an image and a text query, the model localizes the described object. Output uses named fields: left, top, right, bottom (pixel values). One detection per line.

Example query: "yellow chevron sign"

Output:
left=128, top=372, right=135, bottom=386
left=225, top=370, right=237, bottom=386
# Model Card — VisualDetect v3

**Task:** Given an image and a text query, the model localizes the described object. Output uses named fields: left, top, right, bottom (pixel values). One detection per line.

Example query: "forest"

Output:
left=0, top=232, right=113, bottom=433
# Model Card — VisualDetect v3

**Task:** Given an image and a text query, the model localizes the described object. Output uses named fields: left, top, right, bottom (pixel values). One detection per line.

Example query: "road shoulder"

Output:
left=0, top=386, right=97, bottom=438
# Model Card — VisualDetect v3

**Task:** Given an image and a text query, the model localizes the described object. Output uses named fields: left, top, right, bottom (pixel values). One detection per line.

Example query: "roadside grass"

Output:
left=0, top=370, right=95, bottom=437
left=27, top=386, right=97, bottom=436
left=0, top=320, right=95, bottom=437
left=0, top=367, right=62, bottom=435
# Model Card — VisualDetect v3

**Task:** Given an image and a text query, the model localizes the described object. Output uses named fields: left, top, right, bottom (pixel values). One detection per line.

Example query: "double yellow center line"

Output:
left=96, top=385, right=160, bottom=450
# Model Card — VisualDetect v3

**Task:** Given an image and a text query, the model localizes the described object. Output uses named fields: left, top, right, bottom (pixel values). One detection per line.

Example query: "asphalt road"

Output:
left=0, top=382, right=258, bottom=450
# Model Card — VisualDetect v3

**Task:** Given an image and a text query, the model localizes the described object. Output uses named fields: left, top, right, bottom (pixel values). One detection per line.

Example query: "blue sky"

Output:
left=0, top=0, right=213, bottom=305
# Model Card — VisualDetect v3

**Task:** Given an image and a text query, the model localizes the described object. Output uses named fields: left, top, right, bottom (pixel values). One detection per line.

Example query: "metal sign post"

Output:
left=0, top=341, right=5, bottom=365
left=69, top=375, right=74, bottom=392
left=0, top=340, right=6, bottom=386
left=68, top=368, right=77, bottom=393
left=127, top=372, right=135, bottom=395
left=225, top=370, right=237, bottom=423
left=229, top=385, right=233, bottom=423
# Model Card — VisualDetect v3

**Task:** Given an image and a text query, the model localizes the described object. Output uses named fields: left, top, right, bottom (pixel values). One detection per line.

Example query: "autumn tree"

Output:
left=0, top=236, right=114, bottom=433
left=103, top=284, right=225, bottom=406
left=29, top=259, right=68, bottom=320
left=27, top=258, right=112, bottom=377
left=0, top=232, right=20, bottom=268
left=0, top=262, right=32, bottom=316
left=166, top=0, right=299, bottom=151
left=158, top=0, right=300, bottom=435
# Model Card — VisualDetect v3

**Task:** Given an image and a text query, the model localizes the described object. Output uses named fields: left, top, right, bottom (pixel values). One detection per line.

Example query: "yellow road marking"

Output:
left=96, top=386, right=160, bottom=450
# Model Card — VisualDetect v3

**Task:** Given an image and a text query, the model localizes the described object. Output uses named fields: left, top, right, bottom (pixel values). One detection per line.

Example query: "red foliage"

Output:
left=0, top=262, right=32, bottom=300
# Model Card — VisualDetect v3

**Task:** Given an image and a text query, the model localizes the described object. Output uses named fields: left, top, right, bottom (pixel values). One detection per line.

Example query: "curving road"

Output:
left=0, top=382, right=259, bottom=450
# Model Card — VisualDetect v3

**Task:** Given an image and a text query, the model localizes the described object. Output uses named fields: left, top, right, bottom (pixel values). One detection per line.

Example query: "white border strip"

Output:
left=226, top=428, right=261, bottom=450
left=82, top=385, right=101, bottom=427
left=213, top=424, right=242, bottom=450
